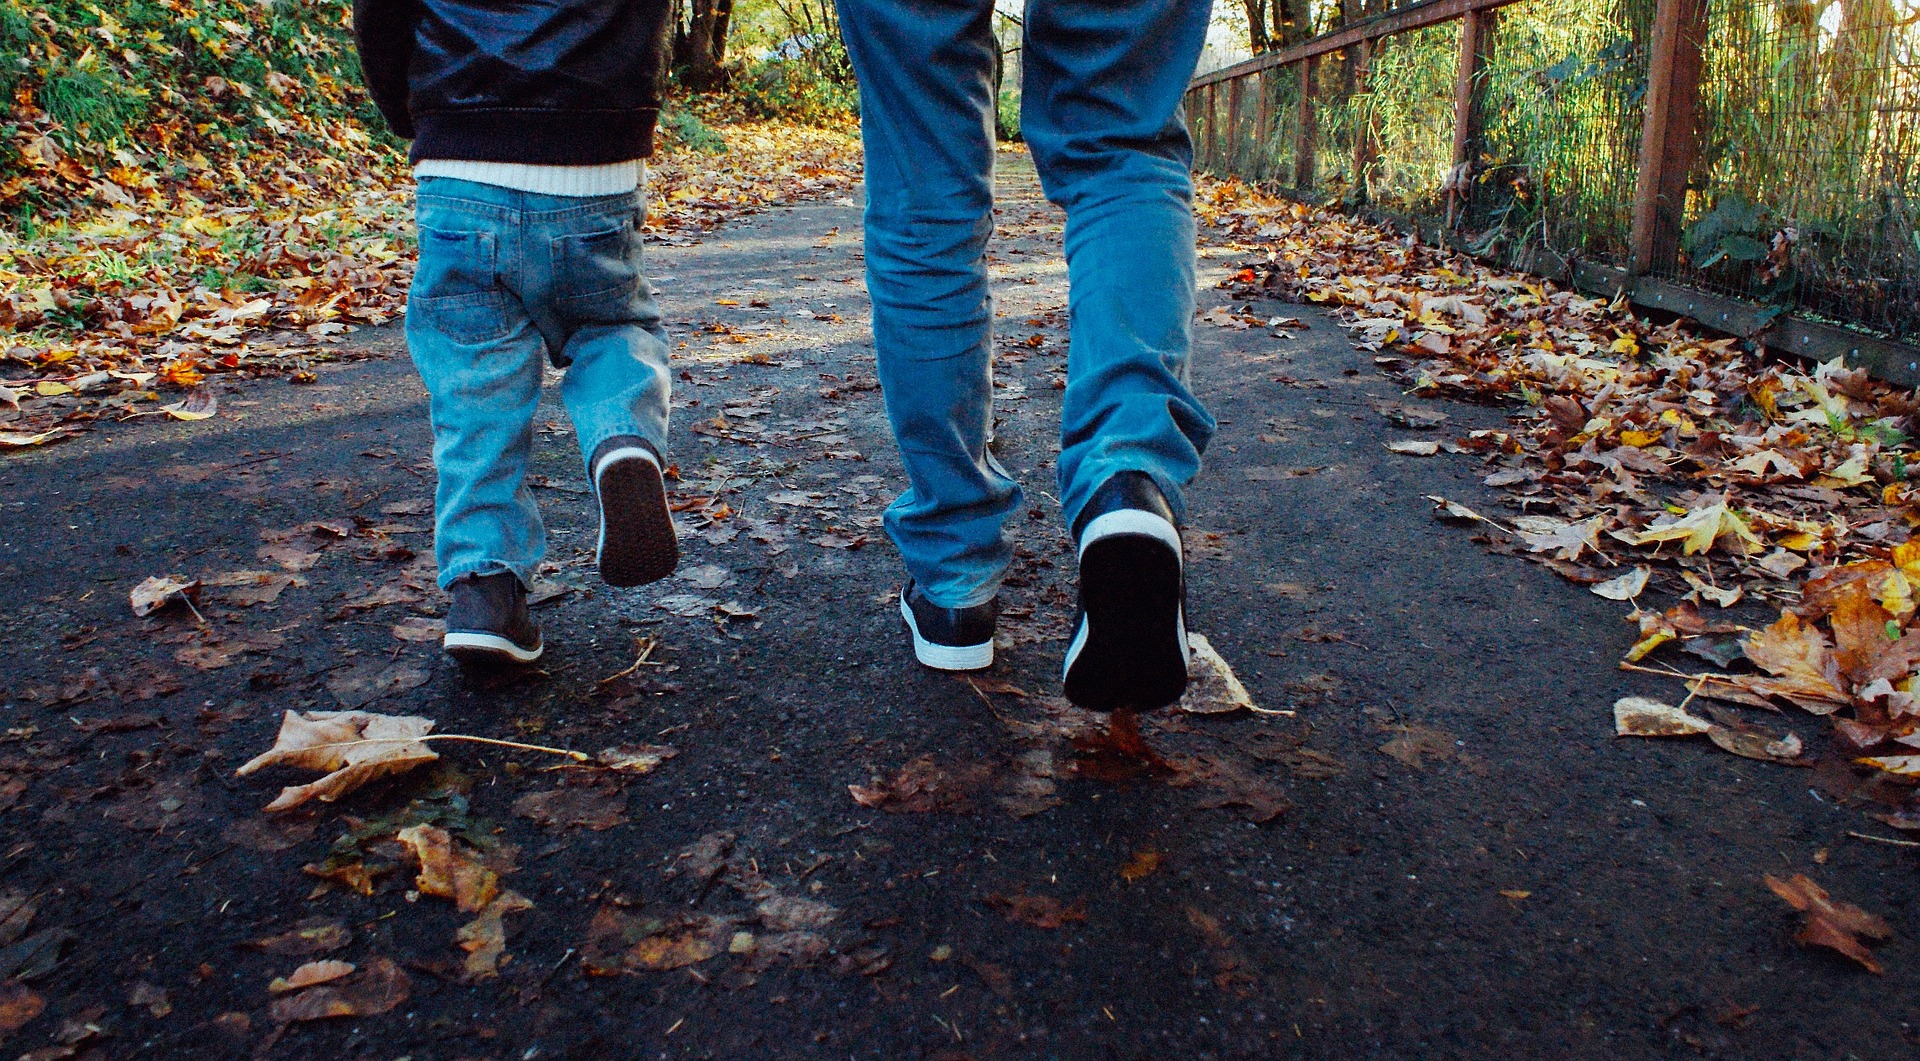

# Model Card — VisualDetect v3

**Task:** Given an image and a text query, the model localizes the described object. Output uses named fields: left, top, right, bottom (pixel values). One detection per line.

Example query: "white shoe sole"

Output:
left=443, top=630, right=544, bottom=664
left=899, top=597, right=994, bottom=671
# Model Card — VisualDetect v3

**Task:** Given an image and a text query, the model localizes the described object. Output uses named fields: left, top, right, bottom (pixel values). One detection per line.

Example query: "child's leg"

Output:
left=408, top=180, right=548, bottom=590
left=528, top=194, right=671, bottom=471
left=520, top=191, right=677, bottom=587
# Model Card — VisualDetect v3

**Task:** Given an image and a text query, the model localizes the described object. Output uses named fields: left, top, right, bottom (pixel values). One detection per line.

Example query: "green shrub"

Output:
left=659, top=105, right=729, bottom=155
left=727, top=58, right=857, bottom=125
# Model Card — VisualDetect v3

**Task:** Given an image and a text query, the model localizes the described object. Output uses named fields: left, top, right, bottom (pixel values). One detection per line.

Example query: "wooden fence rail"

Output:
left=1186, top=0, right=1920, bottom=388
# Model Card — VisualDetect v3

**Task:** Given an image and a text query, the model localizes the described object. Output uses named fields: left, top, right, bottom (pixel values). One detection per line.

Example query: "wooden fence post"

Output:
left=1351, top=39, right=1374, bottom=203
left=1226, top=74, right=1245, bottom=174
left=1630, top=0, right=1708, bottom=275
left=1448, top=7, right=1496, bottom=226
left=1296, top=56, right=1317, bottom=191
left=1254, top=70, right=1274, bottom=180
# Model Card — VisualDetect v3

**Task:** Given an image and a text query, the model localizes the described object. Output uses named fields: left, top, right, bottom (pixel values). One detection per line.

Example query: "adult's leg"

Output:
left=409, top=179, right=548, bottom=590
left=837, top=0, right=1022, bottom=609
left=1022, top=0, right=1217, bottom=532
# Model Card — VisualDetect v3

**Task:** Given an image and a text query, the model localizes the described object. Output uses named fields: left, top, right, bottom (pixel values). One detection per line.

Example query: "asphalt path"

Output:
left=1, top=153, right=1915, bottom=1059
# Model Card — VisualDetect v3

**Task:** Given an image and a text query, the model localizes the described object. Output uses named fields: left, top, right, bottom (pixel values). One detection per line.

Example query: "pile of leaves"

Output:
left=1195, top=175, right=1920, bottom=804
left=0, top=1, right=858, bottom=446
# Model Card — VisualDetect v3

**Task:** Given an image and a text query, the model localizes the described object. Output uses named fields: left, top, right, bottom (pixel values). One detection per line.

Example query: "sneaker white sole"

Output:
left=899, top=597, right=994, bottom=672
left=594, top=445, right=679, bottom=588
left=443, top=630, right=544, bottom=664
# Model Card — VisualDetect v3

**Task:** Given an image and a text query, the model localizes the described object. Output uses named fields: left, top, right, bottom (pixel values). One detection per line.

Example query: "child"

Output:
left=352, top=0, right=680, bottom=665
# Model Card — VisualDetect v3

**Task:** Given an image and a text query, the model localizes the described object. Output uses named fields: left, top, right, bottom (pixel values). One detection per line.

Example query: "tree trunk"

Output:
left=713, top=0, right=733, bottom=65
left=1272, top=0, right=1312, bottom=46
left=683, top=0, right=729, bottom=91
left=1239, top=0, right=1271, bottom=53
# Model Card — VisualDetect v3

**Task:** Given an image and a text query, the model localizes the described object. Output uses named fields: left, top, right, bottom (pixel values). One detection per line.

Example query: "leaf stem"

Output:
left=296, top=734, right=591, bottom=762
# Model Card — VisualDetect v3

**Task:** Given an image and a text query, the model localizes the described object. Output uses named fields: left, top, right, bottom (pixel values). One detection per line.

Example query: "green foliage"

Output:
left=1, top=0, right=396, bottom=218
left=1683, top=194, right=1772, bottom=270
left=997, top=86, right=1022, bottom=143
left=725, top=57, right=857, bottom=125
left=659, top=105, right=730, bottom=155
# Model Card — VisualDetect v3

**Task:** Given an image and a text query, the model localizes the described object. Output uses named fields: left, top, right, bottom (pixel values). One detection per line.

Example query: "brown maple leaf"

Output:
left=236, top=710, right=438, bottom=811
left=1764, top=873, right=1893, bottom=974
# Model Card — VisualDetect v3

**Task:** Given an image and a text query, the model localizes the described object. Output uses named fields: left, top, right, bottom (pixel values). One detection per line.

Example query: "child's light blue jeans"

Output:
left=837, top=0, right=1217, bottom=609
left=406, top=178, right=672, bottom=590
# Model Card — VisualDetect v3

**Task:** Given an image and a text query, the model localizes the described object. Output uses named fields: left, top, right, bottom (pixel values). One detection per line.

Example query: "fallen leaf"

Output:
left=1385, top=439, right=1441, bottom=456
left=1613, top=696, right=1713, bottom=737
left=1069, top=710, right=1174, bottom=782
left=1379, top=723, right=1455, bottom=769
left=244, top=921, right=352, bottom=957
left=390, top=616, right=444, bottom=643
left=1178, top=634, right=1255, bottom=715
left=324, top=661, right=430, bottom=709
left=457, top=891, right=534, bottom=980
left=265, top=956, right=410, bottom=1024
left=986, top=893, right=1087, bottom=929
left=268, top=960, right=355, bottom=994
left=513, top=787, right=628, bottom=831
left=596, top=745, right=678, bottom=773
left=848, top=755, right=993, bottom=812
left=130, top=575, right=199, bottom=617
left=1119, top=849, right=1163, bottom=882
left=395, top=824, right=498, bottom=912
left=0, top=980, right=43, bottom=1035
left=754, top=895, right=839, bottom=932
left=1590, top=567, right=1650, bottom=600
left=127, top=980, right=170, bottom=1017
left=236, top=710, right=438, bottom=812
left=161, top=389, right=218, bottom=421
left=1763, top=873, right=1892, bottom=974
left=1511, top=515, right=1605, bottom=561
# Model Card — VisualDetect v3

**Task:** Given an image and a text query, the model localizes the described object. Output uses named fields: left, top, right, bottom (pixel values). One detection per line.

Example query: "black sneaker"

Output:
left=443, top=572, right=544, bottom=665
left=592, top=435, right=679, bottom=588
left=898, top=578, right=999, bottom=672
left=1062, top=472, right=1189, bottom=712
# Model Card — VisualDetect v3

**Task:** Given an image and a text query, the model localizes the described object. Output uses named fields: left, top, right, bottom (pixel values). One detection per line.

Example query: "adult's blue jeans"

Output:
left=838, top=0, right=1217, bottom=609
left=406, top=178, right=672, bottom=589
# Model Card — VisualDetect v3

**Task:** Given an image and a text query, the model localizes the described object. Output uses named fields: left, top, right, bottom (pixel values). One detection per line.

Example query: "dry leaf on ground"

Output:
left=1764, top=873, right=1893, bottom=974
left=395, top=824, right=498, bottom=913
left=130, top=575, right=199, bottom=617
left=266, top=956, right=410, bottom=1025
left=1178, top=634, right=1256, bottom=715
left=986, top=893, right=1087, bottom=929
left=1379, top=723, right=1456, bottom=769
left=513, top=787, right=628, bottom=831
left=267, top=960, right=355, bottom=995
left=0, top=980, right=43, bottom=1035
left=1614, top=697, right=1713, bottom=738
left=457, top=891, right=534, bottom=980
left=236, top=710, right=438, bottom=811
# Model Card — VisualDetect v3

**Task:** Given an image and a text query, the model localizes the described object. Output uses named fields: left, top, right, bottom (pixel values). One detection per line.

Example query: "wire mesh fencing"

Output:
left=1187, top=0, right=1920, bottom=348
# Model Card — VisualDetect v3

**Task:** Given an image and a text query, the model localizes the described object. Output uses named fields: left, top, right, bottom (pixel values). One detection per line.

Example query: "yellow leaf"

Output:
left=1625, top=628, right=1675, bottom=663
left=34, top=381, right=73, bottom=396
left=1609, top=335, right=1640, bottom=356
left=1619, top=429, right=1661, bottom=447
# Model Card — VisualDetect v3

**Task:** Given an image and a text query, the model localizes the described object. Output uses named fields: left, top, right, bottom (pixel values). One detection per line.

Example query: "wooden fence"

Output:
left=1186, top=0, right=1920, bottom=388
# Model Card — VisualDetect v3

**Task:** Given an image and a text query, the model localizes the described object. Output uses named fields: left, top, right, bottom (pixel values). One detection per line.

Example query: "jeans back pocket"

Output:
left=553, top=218, right=641, bottom=321
left=410, top=226, right=512, bottom=345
